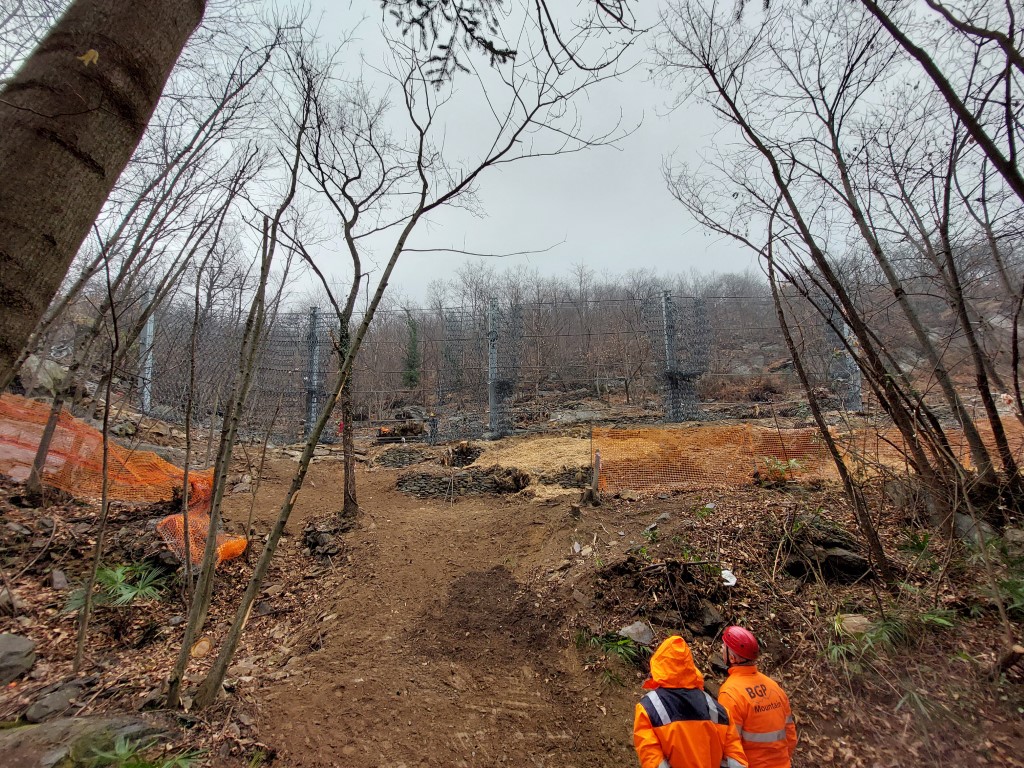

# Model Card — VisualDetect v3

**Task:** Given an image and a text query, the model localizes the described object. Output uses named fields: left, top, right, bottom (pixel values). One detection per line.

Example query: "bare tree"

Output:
left=0, top=1, right=640, bottom=391
left=656, top=0, right=1022, bottom=529
left=189, top=21, right=630, bottom=707
left=20, top=45, right=272, bottom=497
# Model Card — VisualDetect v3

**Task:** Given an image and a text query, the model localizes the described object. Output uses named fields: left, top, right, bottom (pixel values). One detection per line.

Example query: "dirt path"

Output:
left=239, top=460, right=635, bottom=768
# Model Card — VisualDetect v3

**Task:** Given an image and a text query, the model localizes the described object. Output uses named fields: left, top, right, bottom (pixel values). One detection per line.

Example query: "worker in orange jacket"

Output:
left=717, top=626, right=797, bottom=768
left=633, top=635, right=748, bottom=768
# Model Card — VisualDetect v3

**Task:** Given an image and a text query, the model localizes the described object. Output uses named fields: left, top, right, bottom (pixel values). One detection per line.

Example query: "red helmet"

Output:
left=722, top=626, right=759, bottom=661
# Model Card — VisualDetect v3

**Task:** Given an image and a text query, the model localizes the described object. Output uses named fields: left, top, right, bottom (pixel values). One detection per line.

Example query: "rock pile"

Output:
left=373, top=445, right=433, bottom=468
left=538, top=465, right=590, bottom=488
left=396, top=465, right=530, bottom=498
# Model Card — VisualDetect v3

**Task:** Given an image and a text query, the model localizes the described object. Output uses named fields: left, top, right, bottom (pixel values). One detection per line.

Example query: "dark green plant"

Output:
left=762, top=457, right=802, bottom=482
left=90, top=735, right=202, bottom=768
left=826, top=607, right=957, bottom=665
left=66, top=564, right=167, bottom=613
left=575, top=628, right=645, bottom=667
left=693, top=502, right=715, bottom=520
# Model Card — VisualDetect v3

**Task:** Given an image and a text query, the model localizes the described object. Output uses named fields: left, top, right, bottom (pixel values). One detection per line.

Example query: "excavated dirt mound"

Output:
left=413, top=566, right=557, bottom=664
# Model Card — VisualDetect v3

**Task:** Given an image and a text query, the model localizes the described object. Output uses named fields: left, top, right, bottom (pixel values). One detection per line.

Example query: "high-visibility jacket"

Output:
left=718, top=665, right=797, bottom=768
left=634, top=636, right=748, bottom=768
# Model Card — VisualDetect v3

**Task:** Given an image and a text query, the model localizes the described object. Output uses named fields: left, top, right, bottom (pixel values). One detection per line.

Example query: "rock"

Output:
left=231, top=481, right=252, bottom=494
left=838, top=613, right=873, bottom=636
left=0, top=588, right=29, bottom=615
left=1005, top=527, right=1024, bottom=555
left=954, top=513, right=997, bottom=548
left=111, top=420, right=137, bottom=437
left=620, top=490, right=641, bottom=502
left=6, top=521, right=33, bottom=538
left=572, top=589, right=594, bottom=607
left=821, top=547, right=871, bottom=578
left=18, top=355, right=67, bottom=397
left=264, top=585, right=284, bottom=598
left=618, top=621, right=655, bottom=646
left=782, top=515, right=872, bottom=582
left=49, top=570, right=68, bottom=591
left=0, top=715, right=167, bottom=767
left=26, top=682, right=84, bottom=723
left=0, top=633, right=36, bottom=684
left=168, top=615, right=186, bottom=627
left=580, top=545, right=594, bottom=557
left=657, top=512, right=671, bottom=522
left=644, top=523, right=658, bottom=533
left=698, top=601, right=725, bottom=636
left=549, top=409, right=603, bottom=425
left=137, top=688, right=164, bottom=711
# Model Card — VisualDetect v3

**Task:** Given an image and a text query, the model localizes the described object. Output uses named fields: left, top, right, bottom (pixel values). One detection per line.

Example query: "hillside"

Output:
left=1, top=440, right=1023, bottom=767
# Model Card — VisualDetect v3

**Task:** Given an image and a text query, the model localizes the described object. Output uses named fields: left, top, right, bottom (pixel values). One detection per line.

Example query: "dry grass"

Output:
left=473, top=434, right=591, bottom=475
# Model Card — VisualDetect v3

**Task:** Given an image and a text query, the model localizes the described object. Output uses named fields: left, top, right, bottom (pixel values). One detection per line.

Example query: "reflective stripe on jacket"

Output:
left=633, top=636, right=748, bottom=768
left=718, top=666, right=797, bottom=768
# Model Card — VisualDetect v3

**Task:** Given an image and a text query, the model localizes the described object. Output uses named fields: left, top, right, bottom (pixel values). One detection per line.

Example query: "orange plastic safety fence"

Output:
left=592, top=424, right=835, bottom=494
left=0, top=394, right=245, bottom=565
left=156, top=512, right=248, bottom=566
left=592, top=420, right=1024, bottom=494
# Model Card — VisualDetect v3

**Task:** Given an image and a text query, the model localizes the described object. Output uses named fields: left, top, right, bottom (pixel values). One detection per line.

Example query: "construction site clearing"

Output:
left=0, top=395, right=1022, bottom=767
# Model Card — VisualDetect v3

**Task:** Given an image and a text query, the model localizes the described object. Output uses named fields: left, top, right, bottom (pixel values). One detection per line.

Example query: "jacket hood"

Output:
left=643, top=635, right=705, bottom=690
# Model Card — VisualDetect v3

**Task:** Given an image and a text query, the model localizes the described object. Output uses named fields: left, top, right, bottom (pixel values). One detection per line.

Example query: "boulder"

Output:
left=0, top=633, right=36, bottom=684
left=18, top=355, right=67, bottom=397
left=1005, top=527, right=1024, bottom=556
left=782, top=515, right=872, bottom=582
left=50, top=570, right=69, bottom=591
left=698, top=601, right=725, bottom=636
left=25, top=681, right=85, bottom=723
left=954, top=513, right=997, bottom=548
left=0, top=716, right=167, bottom=768
left=0, top=587, right=29, bottom=615
left=838, top=613, right=873, bottom=636
left=618, top=621, right=655, bottom=646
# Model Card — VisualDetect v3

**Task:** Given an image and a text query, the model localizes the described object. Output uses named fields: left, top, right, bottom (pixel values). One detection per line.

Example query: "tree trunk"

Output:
left=766, top=238, right=893, bottom=584
left=25, top=389, right=66, bottom=499
left=0, top=0, right=206, bottom=390
left=340, top=323, right=358, bottom=519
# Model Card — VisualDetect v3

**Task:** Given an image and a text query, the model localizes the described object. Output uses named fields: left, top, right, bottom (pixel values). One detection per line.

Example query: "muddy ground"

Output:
left=2, top=446, right=1024, bottom=767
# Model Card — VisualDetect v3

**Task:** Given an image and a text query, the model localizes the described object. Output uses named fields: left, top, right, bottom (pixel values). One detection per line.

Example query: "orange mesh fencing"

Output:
left=593, top=424, right=835, bottom=493
left=156, top=512, right=248, bottom=566
left=0, top=394, right=245, bottom=565
left=592, top=420, right=1024, bottom=494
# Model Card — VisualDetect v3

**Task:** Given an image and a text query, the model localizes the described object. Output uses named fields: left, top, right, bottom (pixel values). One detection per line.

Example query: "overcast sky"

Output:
left=299, top=2, right=755, bottom=301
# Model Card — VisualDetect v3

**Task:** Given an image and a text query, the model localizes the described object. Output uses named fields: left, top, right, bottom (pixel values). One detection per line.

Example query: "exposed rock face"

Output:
left=780, top=515, right=872, bottom=582
left=0, top=716, right=167, bottom=768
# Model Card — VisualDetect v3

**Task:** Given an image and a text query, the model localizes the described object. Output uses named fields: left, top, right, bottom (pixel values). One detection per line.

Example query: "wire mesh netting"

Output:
left=35, top=292, right=865, bottom=448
